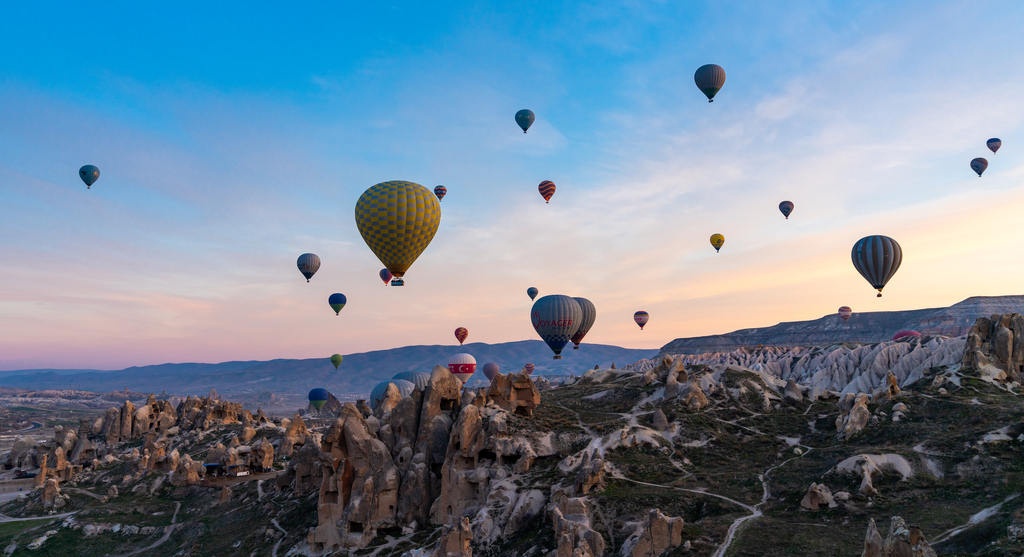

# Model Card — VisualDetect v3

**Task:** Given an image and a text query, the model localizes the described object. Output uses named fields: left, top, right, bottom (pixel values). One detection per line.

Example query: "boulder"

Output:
left=277, top=413, right=310, bottom=458
left=250, top=438, right=275, bottom=471
left=41, top=478, right=61, bottom=508
left=575, top=453, right=606, bottom=495
left=784, top=379, right=803, bottom=403
left=375, top=383, right=404, bottom=418
left=843, top=394, right=871, bottom=439
left=171, top=454, right=205, bottom=486
left=652, top=409, right=669, bottom=431
left=800, top=483, right=837, bottom=510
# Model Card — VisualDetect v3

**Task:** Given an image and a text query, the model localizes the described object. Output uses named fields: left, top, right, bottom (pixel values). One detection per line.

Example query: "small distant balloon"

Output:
left=296, top=253, right=321, bottom=282
left=634, top=311, right=649, bottom=330
left=527, top=287, right=539, bottom=300
left=851, top=235, right=902, bottom=297
left=838, top=306, right=852, bottom=322
left=330, top=354, right=343, bottom=369
left=515, top=109, right=535, bottom=133
left=710, top=234, right=725, bottom=253
left=79, top=165, right=100, bottom=189
left=971, top=158, right=988, bottom=177
left=380, top=268, right=393, bottom=285
left=308, top=388, right=329, bottom=411
left=538, top=181, right=556, bottom=203
left=779, top=201, right=794, bottom=220
left=328, top=293, right=347, bottom=315
left=694, top=64, right=726, bottom=102
left=448, top=353, right=477, bottom=385
left=454, top=327, right=468, bottom=345
left=482, top=362, right=499, bottom=381
left=987, top=138, right=1001, bottom=154
left=434, top=185, right=447, bottom=201
left=524, top=363, right=535, bottom=375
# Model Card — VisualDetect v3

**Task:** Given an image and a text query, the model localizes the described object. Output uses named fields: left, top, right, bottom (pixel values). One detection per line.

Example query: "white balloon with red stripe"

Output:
left=448, top=353, right=477, bottom=385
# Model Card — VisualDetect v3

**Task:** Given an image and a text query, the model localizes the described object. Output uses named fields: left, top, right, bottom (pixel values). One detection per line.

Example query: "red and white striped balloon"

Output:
left=448, top=353, right=477, bottom=385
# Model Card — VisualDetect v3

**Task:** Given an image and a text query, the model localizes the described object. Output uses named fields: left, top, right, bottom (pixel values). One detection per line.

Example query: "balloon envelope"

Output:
left=851, top=236, right=902, bottom=297
left=779, top=201, right=794, bottom=219
left=515, top=109, right=535, bottom=133
left=838, top=306, right=852, bottom=322
left=79, top=165, right=100, bottom=188
left=634, top=311, right=649, bottom=330
left=524, top=363, right=535, bottom=375
left=330, top=354, right=343, bottom=369
left=570, top=297, right=597, bottom=349
left=538, top=181, right=556, bottom=203
left=434, top=185, right=447, bottom=201
left=971, top=158, right=988, bottom=177
left=393, top=371, right=431, bottom=391
left=694, top=64, right=726, bottom=102
left=448, top=353, right=477, bottom=385
left=893, top=330, right=921, bottom=341
left=380, top=268, right=393, bottom=285
left=527, top=287, right=539, bottom=301
left=355, top=181, right=441, bottom=281
left=297, top=253, right=321, bottom=282
left=987, top=138, right=1001, bottom=154
left=370, top=379, right=416, bottom=409
left=308, top=388, right=329, bottom=410
left=329, top=293, right=347, bottom=315
left=454, top=327, right=469, bottom=345
left=710, top=234, right=725, bottom=252
left=482, top=362, right=499, bottom=381
left=531, top=295, right=582, bottom=359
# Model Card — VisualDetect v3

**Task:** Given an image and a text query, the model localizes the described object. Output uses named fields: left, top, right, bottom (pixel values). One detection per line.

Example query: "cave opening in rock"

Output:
left=349, top=521, right=364, bottom=533
left=431, top=462, right=443, bottom=479
left=479, top=449, right=497, bottom=462
left=502, top=453, right=521, bottom=465
left=440, top=398, right=458, bottom=411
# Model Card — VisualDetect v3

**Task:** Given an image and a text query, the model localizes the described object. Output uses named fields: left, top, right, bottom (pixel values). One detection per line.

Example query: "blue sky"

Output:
left=2, top=1, right=1024, bottom=370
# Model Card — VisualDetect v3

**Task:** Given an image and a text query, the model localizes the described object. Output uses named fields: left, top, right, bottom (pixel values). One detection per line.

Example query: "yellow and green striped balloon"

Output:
left=355, top=181, right=441, bottom=279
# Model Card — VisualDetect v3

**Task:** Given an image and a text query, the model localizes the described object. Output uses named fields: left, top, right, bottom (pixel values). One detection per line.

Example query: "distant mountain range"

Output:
left=0, top=341, right=656, bottom=398
left=659, top=295, right=1024, bottom=356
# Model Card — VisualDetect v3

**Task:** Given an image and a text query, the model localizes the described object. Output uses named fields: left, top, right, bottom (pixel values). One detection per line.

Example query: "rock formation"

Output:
left=622, top=508, right=686, bottom=557
left=800, top=483, right=837, bottom=510
left=835, top=454, right=913, bottom=496
left=277, top=413, right=310, bottom=458
left=861, top=517, right=936, bottom=557
left=962, top=313, right=1024, bottom=383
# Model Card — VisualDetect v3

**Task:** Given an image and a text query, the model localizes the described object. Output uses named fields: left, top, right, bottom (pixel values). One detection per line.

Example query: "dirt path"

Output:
left=933, top=493, right=1021, bottom=543
left=271, top=518, right=288, bottom=557
left=0, top=511, right=76, bottom=523
left=118, top=501, right=180, bottom=557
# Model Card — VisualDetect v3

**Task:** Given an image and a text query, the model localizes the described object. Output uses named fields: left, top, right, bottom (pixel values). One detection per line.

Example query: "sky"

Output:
left=2, top=1, right=1024, bottom=371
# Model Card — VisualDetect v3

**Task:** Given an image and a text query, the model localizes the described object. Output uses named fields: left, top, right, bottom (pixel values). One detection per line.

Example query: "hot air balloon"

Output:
left=392, top=371, right=430, bottom=391
left=448, top=353, right=477, bottom=385
left=893, top=330, right=921, bottom=341
left=434, top=185, right=447, bottom=201
left=296, top=253, right=320, bottom=282
left=779, top=201, right=794, bottom=219
left=838, top=306, right=852, bottom=322
left=328, top=293, right=347, bottom=315
left=634, top=311, right=649, bottom=330
left=971, top=158, right=988, bottom=177
left=694, top=64, right=726, bottom=102
left=380, top=268, right=393, bottom=285
left=524, top=363, right=535, bottom=375
left=531, top=295, right=582, bottom=359
left=538, top=181, right=556, bottom=203
left=987, top=138, right=1001, bottom=154
left=308, top=388, right=329, bottom=411
left=370, top=380, right=416, bottom=409
left=79, top=165, right=100, bottom=189
left=516, top=109, right=535, bottom=133
left=482, top=362, right=499, bottom=381
left=570, top=297, right=596, bottom=350
left=355, top=181, right=441, bottom=286
left=527, top=287, right=539, bottom=301
left=330, top=354, right=343, bottom=369
left=710, top=234, right=725, bottom=253
left=454, top=327, right=469, bottom=345
left=851, top=235, right=902, bottom=297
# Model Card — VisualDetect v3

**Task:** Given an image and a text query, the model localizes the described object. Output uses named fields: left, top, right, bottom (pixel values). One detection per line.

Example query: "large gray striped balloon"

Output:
left=296, top=253, right=321, bottom=282
left=694, top=64, right=726, bottom=102
left=530, top=295, right=582, bottom=359
left=851, top=236, right=902, bottom=297
left=570, top=297, right=597, bottom=349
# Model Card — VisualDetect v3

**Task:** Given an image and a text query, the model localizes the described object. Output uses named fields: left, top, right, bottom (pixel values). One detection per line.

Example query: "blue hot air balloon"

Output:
left=527, top=287, right=539, bottom=300
left=530, top=295, right=582, bottom=359
left=308, top=388, right=330, bottom=410
left=515, top=109, right=535, bottom=133
left=370, top=379, right=416, bottom=409
left=79, top=165, right=100, bottom=189
left=779, top=201, right=794, bottom=219
left=329, top=293, right=347, bottom=315
left=392, top=371, right=430, bottom=391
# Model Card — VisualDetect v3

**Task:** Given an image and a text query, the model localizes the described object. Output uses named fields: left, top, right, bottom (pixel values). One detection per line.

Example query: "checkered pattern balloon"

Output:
left=355, top=181, right=441, bottom=278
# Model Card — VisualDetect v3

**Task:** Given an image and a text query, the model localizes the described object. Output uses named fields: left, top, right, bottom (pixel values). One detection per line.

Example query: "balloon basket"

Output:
left=573, top=346, right=579, bottom=350
left=553, top=355, right=561, bottom=360
left=391, top=278, right=405, bottom=286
